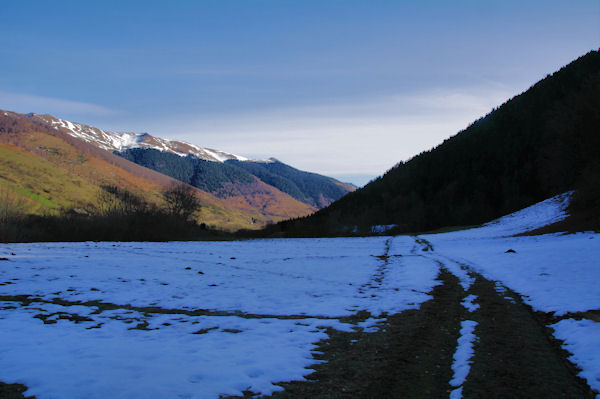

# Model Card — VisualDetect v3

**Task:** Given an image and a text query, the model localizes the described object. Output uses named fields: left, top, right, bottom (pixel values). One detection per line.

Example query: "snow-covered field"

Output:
left=0, top=192, right=598, bottom=398
left=0, top=236, right=439, bottom=398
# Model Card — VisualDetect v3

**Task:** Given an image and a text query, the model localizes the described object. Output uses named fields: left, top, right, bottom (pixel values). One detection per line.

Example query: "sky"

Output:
left=1, top=1, right=598, bottom=186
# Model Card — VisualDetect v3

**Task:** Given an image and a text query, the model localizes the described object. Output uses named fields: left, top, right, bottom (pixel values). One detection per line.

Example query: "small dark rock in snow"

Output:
left=230, top=257, right=236, bottom=260
left=0, top=258, right=9, bottom=261
left=198, top=271, right=204, bottom=275
left=505, top=249, right=516, bottom=253
left=222, top=328, right=243, bottom=334
left=185, top=267, right=192, bottom=270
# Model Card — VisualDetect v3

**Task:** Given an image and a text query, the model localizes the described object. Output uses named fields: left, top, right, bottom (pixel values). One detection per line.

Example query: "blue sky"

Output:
left=1, top=1, right=598, bottom=186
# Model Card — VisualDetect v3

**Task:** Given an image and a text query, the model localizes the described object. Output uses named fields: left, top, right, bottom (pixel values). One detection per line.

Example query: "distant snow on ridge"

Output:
left=32, top=113, right=250, bottom=163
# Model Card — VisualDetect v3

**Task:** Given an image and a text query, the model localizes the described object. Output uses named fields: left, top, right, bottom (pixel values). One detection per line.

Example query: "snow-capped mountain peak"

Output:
left=31, top=113, right=249, bottom=163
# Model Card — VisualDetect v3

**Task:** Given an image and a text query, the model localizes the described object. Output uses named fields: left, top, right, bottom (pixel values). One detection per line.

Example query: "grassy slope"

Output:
left=0, top=142, right=96, bottom=213
left=116, top=148, right=318, bottom=218
left=0, top=125, right=309, bottom=230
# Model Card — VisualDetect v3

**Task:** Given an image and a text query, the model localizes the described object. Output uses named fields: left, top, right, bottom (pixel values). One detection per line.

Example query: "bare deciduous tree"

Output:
left=0, top=187, right=24, bottom=224
left=97, top=185, right=148, bottom=216
left=162, top=183, right=201, bottom=221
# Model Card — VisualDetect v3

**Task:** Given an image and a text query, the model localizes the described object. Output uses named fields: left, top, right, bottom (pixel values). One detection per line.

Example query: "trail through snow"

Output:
left=0, top=192, right=598, bottom=398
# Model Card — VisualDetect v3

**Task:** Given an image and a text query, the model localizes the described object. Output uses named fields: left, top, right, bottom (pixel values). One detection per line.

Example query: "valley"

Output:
left=2, top=3, right=597, bottom=399
left=0, top=194, right=598, bottom=398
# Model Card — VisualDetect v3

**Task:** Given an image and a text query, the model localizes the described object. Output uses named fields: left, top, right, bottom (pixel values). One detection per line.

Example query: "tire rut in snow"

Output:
left=256, top=268, right=464, bottom=399
left=462, top=275, right=595, bottom=398
left=410, top=236, right=434, bottom=254
left=357, top=238, right=393, bottom=299
left=0, top=295, right=338, bottom=321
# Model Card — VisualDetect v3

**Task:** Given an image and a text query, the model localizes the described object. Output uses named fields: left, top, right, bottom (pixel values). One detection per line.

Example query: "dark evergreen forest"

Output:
left=118, top=148, right=254, bottom=195
left=266, top=50, right=600, bottom=236
left=117, top=149, right=353, bottom=207
left=226, top=159, right=352, bottom=208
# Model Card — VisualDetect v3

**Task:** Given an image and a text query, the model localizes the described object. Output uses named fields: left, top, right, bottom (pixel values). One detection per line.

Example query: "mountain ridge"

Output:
left=0, top=109, right=355, bottom=230
left=28, top=111, right=355, bottom=209
left=30, top=113, right=251, bottom=163
left=0, top=110, right=317, bottom=229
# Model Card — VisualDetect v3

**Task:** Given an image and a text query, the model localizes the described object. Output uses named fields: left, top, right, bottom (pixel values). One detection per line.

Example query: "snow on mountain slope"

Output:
left=31, top=113, right=248, bottom=162
left=427, top=191, right=572, bottom=240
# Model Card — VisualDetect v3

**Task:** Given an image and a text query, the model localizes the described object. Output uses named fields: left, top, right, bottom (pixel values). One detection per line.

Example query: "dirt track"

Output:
left=255, top=236, right=595, bottom=398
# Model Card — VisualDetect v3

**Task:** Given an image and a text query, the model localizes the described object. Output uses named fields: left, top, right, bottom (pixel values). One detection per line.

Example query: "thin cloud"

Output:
left=153, top=85, right=513, bottom=179
left=0, top=91, right=119, bottom=117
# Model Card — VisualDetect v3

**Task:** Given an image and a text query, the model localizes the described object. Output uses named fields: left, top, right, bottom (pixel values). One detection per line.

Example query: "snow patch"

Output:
left=494, top=282, right=506, bottom=294
left=202, top=148, right=249, bottom=162
left=551, top=318, right=600, bottom=397
left=0, top=304, right=343, bottom=399
left=356, top=317, right=383, bottom=332
left=429, top=233, right=600, bottom=316
left=449, top=320, right=479, bottom=396
left=370, top=224, right=396, bottom=234
left=32, top=114, right=250, bottom=163
left=449, top=386, right=464, bottom=399
left=461, top=295, right=480, bottom=312
left=429, top=192, right=572, bottom=239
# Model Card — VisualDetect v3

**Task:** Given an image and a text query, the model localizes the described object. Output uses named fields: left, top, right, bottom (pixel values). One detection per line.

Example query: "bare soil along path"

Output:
left=263, top=267, right=465, bottom=399
left=463, top=275, right=594, bottom=398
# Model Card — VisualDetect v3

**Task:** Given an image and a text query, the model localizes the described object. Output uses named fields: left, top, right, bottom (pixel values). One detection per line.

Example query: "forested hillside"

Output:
left=118, top=148, right=255, bottom=195
left=118, top=149, right=354, bottom=208
left=227, top=159, right=355, bottom=208
left=269, top=50, right=600, bottom=236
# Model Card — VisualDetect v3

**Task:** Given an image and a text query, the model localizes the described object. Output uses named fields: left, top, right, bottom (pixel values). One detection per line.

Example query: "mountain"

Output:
left=28, top=112, right=354, bottom=211
left=0, top=111, right=322, bottom=230
left=268, top=50, right=600, bottom=236
left=31, top=113, right=250, bottom=162
left=226, top=159, right=356, bottom=208
left=117, top=148, right=355, bottom=209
